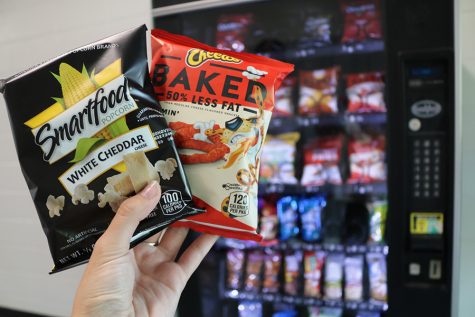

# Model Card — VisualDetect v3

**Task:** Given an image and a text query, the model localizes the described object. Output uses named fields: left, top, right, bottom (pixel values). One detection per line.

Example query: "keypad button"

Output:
left=414, top=191, right=420, bottom=197
left=424, top=140, right=431, bottom=147
left=414, top=140, right=421, bottom=147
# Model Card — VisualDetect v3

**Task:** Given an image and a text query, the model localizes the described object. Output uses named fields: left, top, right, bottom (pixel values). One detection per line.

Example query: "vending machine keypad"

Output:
left=411, top=137, right=443, bottom=199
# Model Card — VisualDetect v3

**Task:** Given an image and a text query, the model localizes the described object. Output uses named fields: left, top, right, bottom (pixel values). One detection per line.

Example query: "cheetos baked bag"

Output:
left=150, top=29, right=294, bottom=241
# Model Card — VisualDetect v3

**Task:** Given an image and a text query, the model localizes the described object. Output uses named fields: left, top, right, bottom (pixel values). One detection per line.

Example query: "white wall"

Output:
left=0, top=1, right=152, bottom=316
left=456, top=0, right=475, bottom=316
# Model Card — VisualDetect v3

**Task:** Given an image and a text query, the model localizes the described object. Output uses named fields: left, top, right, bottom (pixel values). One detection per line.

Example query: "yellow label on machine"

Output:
left=410, top=212, right=444, bottom=235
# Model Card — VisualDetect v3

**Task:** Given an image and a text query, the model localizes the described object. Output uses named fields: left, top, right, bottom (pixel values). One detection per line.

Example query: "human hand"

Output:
left=72, top=181, right=218, bottom=317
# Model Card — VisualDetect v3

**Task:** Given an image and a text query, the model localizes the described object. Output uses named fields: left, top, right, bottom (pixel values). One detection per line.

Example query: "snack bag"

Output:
left=341, top=0, right=383, bottom=43
left=344, top=255, right=364, bottom=301
left=348, top=133, right=386, bottom=183
left=0, top=26, right=201, bottom=273
left=226, top=248, right=246, bottom=289
left=277, top=196, right=300, bottom=241
left=309, top=307, right=344, bottom=317
left=303, top=251, right=326, bottom=298
left=272, top=310, right=298, bottom=317
left=300, top=13, right=333, bottom=48
left=262, top=249, right=282, bottom=293
left=368, top=200, right=387, bottom=243
left=299, top=67, right=339, bottom=115
left=301, top=136, right=344, bottom=186
left=260, top=132, right=300, bottom=184
left=151, top=29, right=294, bottom=241
left=367, top=252, right=388, bottom=303
left=274, top=75, right=296, bottom=116
left=216, top=13, right=254, bottom=52
left=346, top=72, right=385, bottom=113
left=284, top=250, right=303, bottom=296
left=299, top=196, right=325, bottom=242
left=244, top=250, right=265, bottom=292
left=324, top=253, right=344, bottom=300
left=259, top=198, right=279, bottom=242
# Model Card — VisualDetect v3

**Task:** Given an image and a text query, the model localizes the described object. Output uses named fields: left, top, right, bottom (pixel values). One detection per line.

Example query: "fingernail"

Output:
left=140, top=181, right=160, bottom=199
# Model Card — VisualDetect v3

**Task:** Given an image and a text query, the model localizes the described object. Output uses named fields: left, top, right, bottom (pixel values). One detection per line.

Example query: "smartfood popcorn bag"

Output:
left=0, top=25, right=202, bottom=272
left=150, top=29, right=294, bottom=241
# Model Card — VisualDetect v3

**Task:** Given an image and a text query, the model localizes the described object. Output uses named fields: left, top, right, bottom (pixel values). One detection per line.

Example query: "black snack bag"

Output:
left=0, top=25, right=203, bottom=273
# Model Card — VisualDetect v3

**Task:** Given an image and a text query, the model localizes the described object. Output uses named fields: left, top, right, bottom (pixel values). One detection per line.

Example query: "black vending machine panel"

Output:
left=403, top=53, right=452, bottom=281
left=387, top=50, right=454, bottom=317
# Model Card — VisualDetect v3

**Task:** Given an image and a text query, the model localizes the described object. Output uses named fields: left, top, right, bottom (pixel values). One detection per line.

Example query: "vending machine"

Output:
left=152, top=0, right=455, bottom=316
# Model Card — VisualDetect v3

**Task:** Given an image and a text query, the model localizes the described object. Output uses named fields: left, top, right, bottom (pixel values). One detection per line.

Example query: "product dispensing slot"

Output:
left=402, top=52, right=452, bottom=285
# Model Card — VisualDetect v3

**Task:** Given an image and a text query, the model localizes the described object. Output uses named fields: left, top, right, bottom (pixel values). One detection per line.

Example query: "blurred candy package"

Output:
left=216, top=13, right=253, bottom=52
left=277, top=196, right=300, bottom=241
left=367, top=252, right=388, bottom=302
left=274, top=75, right=296, bottom=116
left=272, top=310, right=298, bottom=317
left=259, top=198, right=279, bottom=242
left=272, top=304, right=299, bottom=317
left=341, top=0, right=383, bottom=43
left=284, top=250, right=303, bottom=296
left=299, top=67, right=339, bottom=115
left=226, top=248, right=245, bottom=289
left=346, top=72, right=385, bottom=113
left=238, top=301, right=263, bottom=317
left=348, top=133, right=386, bottom=183
left=244, top=250, right=265, bottom=292
left=311, top=307, right=344, bottom=317
left=368, top=200, right=388, bottom=243
left=344, top=255, right=364, bottom=301
left=262, top=249, right=282, bottom=293
left=300, top=13, right=333, bottom=47
left=324, top=253, right=344, bottom=300
left=299, top=196, right=325, bottom=242
left=301, top=136, right=344, bottom=186
left=303, top=250, right=326, bottom=298
left=260, top=132, right=300, bottom=184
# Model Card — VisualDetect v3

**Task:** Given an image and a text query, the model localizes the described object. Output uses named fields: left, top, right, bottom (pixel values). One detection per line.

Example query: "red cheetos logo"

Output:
left=185, top=48, right=242, bottom=68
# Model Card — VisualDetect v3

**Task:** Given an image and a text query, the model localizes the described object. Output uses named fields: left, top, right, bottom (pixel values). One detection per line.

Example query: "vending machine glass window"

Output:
left=152, top=1, right=454, bottom=316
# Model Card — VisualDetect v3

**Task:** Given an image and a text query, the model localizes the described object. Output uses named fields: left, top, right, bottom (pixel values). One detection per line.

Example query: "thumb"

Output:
left=94, top=181, right=161, bottom=258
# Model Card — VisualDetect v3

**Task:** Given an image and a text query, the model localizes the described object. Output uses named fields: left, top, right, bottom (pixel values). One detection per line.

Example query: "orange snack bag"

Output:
left=150, top=29, right=293, bottom=240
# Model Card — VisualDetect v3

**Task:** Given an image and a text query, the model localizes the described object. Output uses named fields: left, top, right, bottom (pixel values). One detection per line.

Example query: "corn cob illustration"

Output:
left=53, top=62, right=129, bottom=140
left=58, top=63, right=96, bottom=109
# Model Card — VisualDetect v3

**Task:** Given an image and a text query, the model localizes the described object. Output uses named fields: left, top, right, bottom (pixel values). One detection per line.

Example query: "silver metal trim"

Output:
left=152, top=0, right=266, bottom=17
left=452, top=0, right=461, bottom=315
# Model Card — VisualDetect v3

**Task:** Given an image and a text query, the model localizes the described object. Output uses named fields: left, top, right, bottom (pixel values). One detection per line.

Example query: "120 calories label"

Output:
left=228, top=191, right=250, bottom=217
